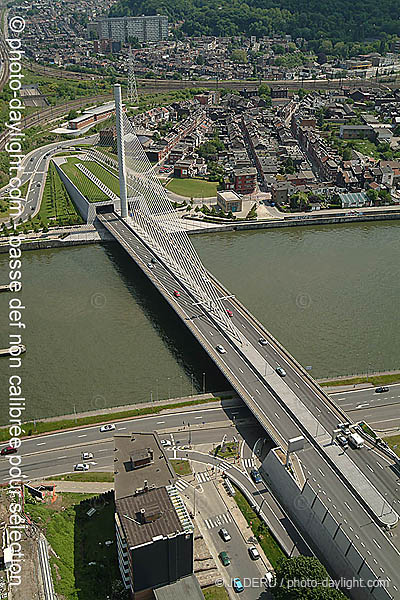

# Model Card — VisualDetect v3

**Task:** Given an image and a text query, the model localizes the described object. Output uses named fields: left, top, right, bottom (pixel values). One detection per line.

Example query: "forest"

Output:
left=110, top=0, right=400, bottom=44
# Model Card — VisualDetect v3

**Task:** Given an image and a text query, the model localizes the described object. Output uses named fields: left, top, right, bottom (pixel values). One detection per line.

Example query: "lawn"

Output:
left=348, top=139, right=380, bottom=159
left=383, top=434, right=400, bottom=457
left=170, top=459, right=192, bottom=476
left=320, top=373, right=400, bottom=387
left=34, top=162, right=83, bottom=227
left=25, top=491, right=124, bottom=600
left=233, top=487, right=285, bottom=568
left=203, top=585, right=230, bottom=600
left=166, top=177, right=218, bottom=198
left=48, top=472, right=114, bottom=483
left=60, top=157, right=112, bottom=203
left=216, top=441, right=239, bottom=458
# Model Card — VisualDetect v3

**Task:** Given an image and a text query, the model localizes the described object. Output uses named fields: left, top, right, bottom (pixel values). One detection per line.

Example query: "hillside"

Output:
left=109, top=0, right=400, bottom=43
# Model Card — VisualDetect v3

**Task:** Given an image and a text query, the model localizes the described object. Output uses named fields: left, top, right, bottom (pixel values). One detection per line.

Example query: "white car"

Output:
left=216, top=345, right=227, bottom=354
left=147, top=263, right=154, bottom=269
left=248, top=546, right=260, bottom=560
left=74, top=463, right=89, bottom=471
left=161, top=439, right=172, bottom=446
left=99, top=424, right=116, bottom=433
left=82, top=452, right=93, bottom=460
left=258, top=338, right=268, bottom=346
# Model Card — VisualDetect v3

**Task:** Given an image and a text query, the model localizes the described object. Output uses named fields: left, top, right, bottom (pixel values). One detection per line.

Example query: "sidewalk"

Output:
left=31, top=480, right=114, bottom=494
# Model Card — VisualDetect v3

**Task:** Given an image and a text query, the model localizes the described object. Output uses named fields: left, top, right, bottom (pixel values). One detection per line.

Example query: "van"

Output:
left=348, top=433, right=364, bottom=449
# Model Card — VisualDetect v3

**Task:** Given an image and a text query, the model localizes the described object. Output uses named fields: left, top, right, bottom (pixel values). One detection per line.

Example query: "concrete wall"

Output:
left=261, top=449, right=392, bottom=600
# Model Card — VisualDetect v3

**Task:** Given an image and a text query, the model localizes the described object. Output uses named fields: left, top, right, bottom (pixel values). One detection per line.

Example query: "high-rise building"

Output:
left=91, top=15, right=168, bottom=44
left=114, top=432, right=194, bottom=599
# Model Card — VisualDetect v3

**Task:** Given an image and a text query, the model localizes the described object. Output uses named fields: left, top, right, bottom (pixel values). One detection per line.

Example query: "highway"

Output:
left=333, top=385, right=400, bottom=431
left=96, top=211, right=400, bottom=597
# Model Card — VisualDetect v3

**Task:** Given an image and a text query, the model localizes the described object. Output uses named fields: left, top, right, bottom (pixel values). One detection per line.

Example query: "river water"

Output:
left=1, top=220, right=399, bottom=422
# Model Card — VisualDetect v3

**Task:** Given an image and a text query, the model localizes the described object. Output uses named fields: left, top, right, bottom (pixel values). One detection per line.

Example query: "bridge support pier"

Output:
left=114, top=84, right=128, bottom=219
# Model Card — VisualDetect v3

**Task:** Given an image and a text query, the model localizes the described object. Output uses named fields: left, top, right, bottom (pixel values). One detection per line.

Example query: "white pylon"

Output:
left=127, top=46, right=139, bottom=105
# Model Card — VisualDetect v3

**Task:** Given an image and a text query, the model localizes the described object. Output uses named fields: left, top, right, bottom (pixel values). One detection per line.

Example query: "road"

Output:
left=97, top=211, right=400, bottom=596
left=333, top=385, right=400, bottom=431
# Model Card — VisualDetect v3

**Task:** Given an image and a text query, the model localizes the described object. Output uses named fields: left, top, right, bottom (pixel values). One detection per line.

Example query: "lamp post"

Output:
left=202, top=372, right=206, bottom=394
left=191, top=373, right=194, bottom=397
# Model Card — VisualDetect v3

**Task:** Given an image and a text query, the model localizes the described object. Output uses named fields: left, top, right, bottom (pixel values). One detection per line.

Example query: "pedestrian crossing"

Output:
left=243, top=458, right=255, bottom=469
left=204, top=512, right=232, bottom=530
left=196, top=471, right=211, bottom=483
left=174, top=479, right=190, bottom=492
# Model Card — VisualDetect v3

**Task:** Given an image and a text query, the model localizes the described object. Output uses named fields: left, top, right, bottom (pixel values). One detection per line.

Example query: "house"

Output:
left=339, top=191, right=369, bottom=208
left=217, top=190, right=242, bottom=213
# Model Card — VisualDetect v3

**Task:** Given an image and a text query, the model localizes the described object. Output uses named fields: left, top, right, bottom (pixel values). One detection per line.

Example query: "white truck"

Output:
left=348, top=432, right=364, bottom=449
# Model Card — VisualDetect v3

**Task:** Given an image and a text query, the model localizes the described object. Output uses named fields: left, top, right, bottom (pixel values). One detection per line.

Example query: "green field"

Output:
left=166, top=177, right=219, bottom=198
left=320, top=373, right=400, bottom=387
left=233, top=487, right=285, bottom=568
left=384, top=434, right=400, bottom=457
left=60, top=157, right=114, bottom=202
left=203, top=585, right=230, bottom=600
left=170, top=459, right=192, bottom=476
left=25, top=491, right=125, bottom=600
left=35, top=162, right=84, bottom=227
left=48, top=472, right=114, bottom=483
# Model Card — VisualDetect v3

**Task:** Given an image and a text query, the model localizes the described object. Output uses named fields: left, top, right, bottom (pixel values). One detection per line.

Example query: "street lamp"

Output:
left=202, top=372, right=206, bottom=394
left=191, top=373, right=194, bottom=397
left=167, top=377, right=171, bottom=400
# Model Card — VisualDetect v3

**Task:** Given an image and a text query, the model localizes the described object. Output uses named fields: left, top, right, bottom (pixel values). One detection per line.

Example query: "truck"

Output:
left=348, top=432, right=364, bottom=449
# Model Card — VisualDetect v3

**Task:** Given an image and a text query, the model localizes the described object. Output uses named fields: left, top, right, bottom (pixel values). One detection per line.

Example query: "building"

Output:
left=114, top=432, right=194, bottom=599
left=68, top=102, right=118, bottom=130
left=233, top=167, right=257, bottom=194
left=339, top=124, right=374, bottom=140
left=339, top=191, right=369, bottom=208
left=217, top=190, right=242, bottom=213
left=93, top=15, right=168, bottom=44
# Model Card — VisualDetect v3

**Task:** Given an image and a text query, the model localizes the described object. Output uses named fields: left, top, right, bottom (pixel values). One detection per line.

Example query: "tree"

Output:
left=342, top=147, right=352, bottom=161
left=258, top=83, right=271, bottom=97
left=231, top=49, right=247, bottom=63
left=67, top=109, right=78, bottom=120
left=273, top=556, right=348, bottom=599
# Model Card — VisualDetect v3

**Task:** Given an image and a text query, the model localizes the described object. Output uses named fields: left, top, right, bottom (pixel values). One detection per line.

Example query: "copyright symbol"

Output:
left=296, top=292, right=311, bottom=309
left=215, top=578, right=224, bottom=587
left=293, top=495, right=309, bottom=511
left=9, top=16, right=25, bottom=33
left=92, top=395, right=106, bottom=409
left=91, top=292, right=106, bottom=308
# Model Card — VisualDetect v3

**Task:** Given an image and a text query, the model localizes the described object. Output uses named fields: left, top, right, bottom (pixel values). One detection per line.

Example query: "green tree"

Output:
left=231, top=49, right=247, bottom=63
left=273, top=556, right=348, bottom=599
left=342, top=147, right=352, bottom=161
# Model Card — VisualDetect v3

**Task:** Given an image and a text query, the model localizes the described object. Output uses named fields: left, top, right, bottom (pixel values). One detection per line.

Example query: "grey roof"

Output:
left=154, top=575, right=204, bottom=600
left=116, top=487, right=183, bottom=549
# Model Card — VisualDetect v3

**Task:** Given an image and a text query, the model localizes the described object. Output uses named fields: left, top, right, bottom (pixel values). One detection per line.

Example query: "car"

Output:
left=375, top=386, right=389, bottom=393
left=74, top=463, right=89, bottom=471
left=233, top=578, right=244, bottom=593
left=219, top=528, right=231, bottom=542
left=276, top=366, right=287, bottom=377
left=1, top=445, right=17, bottom=456
left=250, top=469, right=262, bottom=484
left=160, top=439, right=172, bottom=446
left=99, top=424, right=116, bottom=433
left=147, top=262, right=154, bottom=269
left=150, top=258, right=156, bottom=264
left=336, top=434, right=348, bottom=449
left=226, top=309, right=233, bottom=317
left=173, top=290, right=181, bottom=297
left=264, top=571, right=275, bottom=587
left=258, top=338, right=268, bottom=346
left=82, top=452, right=93, bottom=460
left=248, top=546, right=260, bottom=560
left=216, top=345, right=227, bottom=354
left=219, top=551, right=230, bottom=566
left=36, top=183, right=40, bottom=187
left=337, top=422, right=351, bottom=436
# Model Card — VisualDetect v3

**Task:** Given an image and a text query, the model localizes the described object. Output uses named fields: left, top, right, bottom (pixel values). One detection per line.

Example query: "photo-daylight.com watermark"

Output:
left=215, top=576, right=391, bottom=590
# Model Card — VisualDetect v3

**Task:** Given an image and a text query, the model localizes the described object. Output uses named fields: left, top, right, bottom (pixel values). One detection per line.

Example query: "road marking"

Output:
left=373, top=539, right=381, bottom=550
left=77, top=435, right=87, bottom=438
left=36, top=442, right=46, bottom=446
left=57, top=456, right=67, bottom=459
left=255, top=389, right=261, bottom=395
left=377, top=462, right=384, bottom=469
left=157, top=421, right=165, bottom=424
left=318, top=468, right=325, bottom=477
left=209, top=331, right=214, bottom=336
left=274, top=412, right=280, bottom=420
left=239, top=367, right=244, bottom=373
left=118, top=427, right=127, bottom=430
left=195, top=416, right=203, bottom=419
left=344, top=502, right=352, bottom=511
left=98, top=449, right=108, bottom=452
left=366, top=464, right=374, bottom=473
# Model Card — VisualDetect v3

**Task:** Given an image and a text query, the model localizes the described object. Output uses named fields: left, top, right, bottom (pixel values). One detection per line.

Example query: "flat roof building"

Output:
left=217, top=190, right=242, bottom=213
left=114, top=432, right=193, bottom=599
left=92, top=15, right=168, bottom=44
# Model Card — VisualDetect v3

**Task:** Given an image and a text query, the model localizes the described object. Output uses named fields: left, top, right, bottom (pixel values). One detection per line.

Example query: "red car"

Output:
left=1, top=445, right=17, bottom=456
left=173, top=290, right=181, bottom=297
left=226, top=309, right=233, bottom=317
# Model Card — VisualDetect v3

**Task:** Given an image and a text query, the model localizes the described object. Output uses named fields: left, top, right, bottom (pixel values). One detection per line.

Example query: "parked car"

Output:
left=216, top=345, right=227, bottom=354
left=82, top=452, right=93, bottom=460
left=264, top=571, right=275, bottom=587
left=338, top=422, right=351, bottom=436
left=233, top=578, right=244, bottom=593
left=336, top=435, right=348, bottom=449
left=1, top=445, right=17, bottom=456
left=74, top=463, right=89, bottom=471
left=375, top=386, right=389, bottom=393
left=226, top=309, right=233, bottom=317
left=258, top=338, right=268, bottom=346
left=219, top=528, right=231, bottom=542
left=248, top=546, right=260, bottom=560
left=250, top=469, right=262, bottom=484
left=173, top=290, right=181, bottom=297
left=147, top=263, right=154, bottom=269
left=219, top=551, right=230, bottom=566
left=99, top=424, right=116, bottom=433
left=276, top=366, right=286, bottom=377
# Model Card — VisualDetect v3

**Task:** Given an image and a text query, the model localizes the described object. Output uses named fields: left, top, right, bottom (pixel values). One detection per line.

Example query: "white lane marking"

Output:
left=366, top=464, right=374, bottom=473
left=274, top=412, right=280, bottom=419
left=36, top=442, right=46, bottom=446
left=344, top=502, right=352, bottom=511
left=294, top=382, right=299, bottom=387
left=157, top=421, right=165, bottom=424
left=57, top=456, right=67, bottom=459
left=209, top=331, right=214, bottom=336
left=377, top=462, right=384, bottom=469
left=98, top=449, right=108, bottom=452
left=373, top=539, right=381, bottom=549
left=77, top=435, right=87, bottom=438
left=318, top=468, right=325, bottom=477
left=239, top=367, right=244, bottom=373
left=255, top=389, right=261, bottom=395
left=195, top=416, right=203, bottom=419
left=118, top=427, right=127, bottom=430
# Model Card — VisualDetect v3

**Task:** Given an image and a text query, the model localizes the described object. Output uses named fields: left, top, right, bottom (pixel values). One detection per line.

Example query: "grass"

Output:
left=203, top=585, right=230, bottom=600
left=35, top=162, right=83, bottom=227
left=383, top=435, right=400, bottom=457
left=233, top=487, right=285, bottom=569
left=216, top=441, right=239, bottom=458
left=0, top=396, right=229, bottom=442
left=60, top=157, right=110, bottom=203
left=320, top=373, right=400, bottom=387
left=347, top=139, right=380, bottom=159
left=170, top=459, right=192, bottom=476
left=166, top=177, right=219, bottom=198
left=25, top=491, right=121, bottom=600
left=360, top=422, right=377, bottom=439
left=47, top=472, right=114, bottom=483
